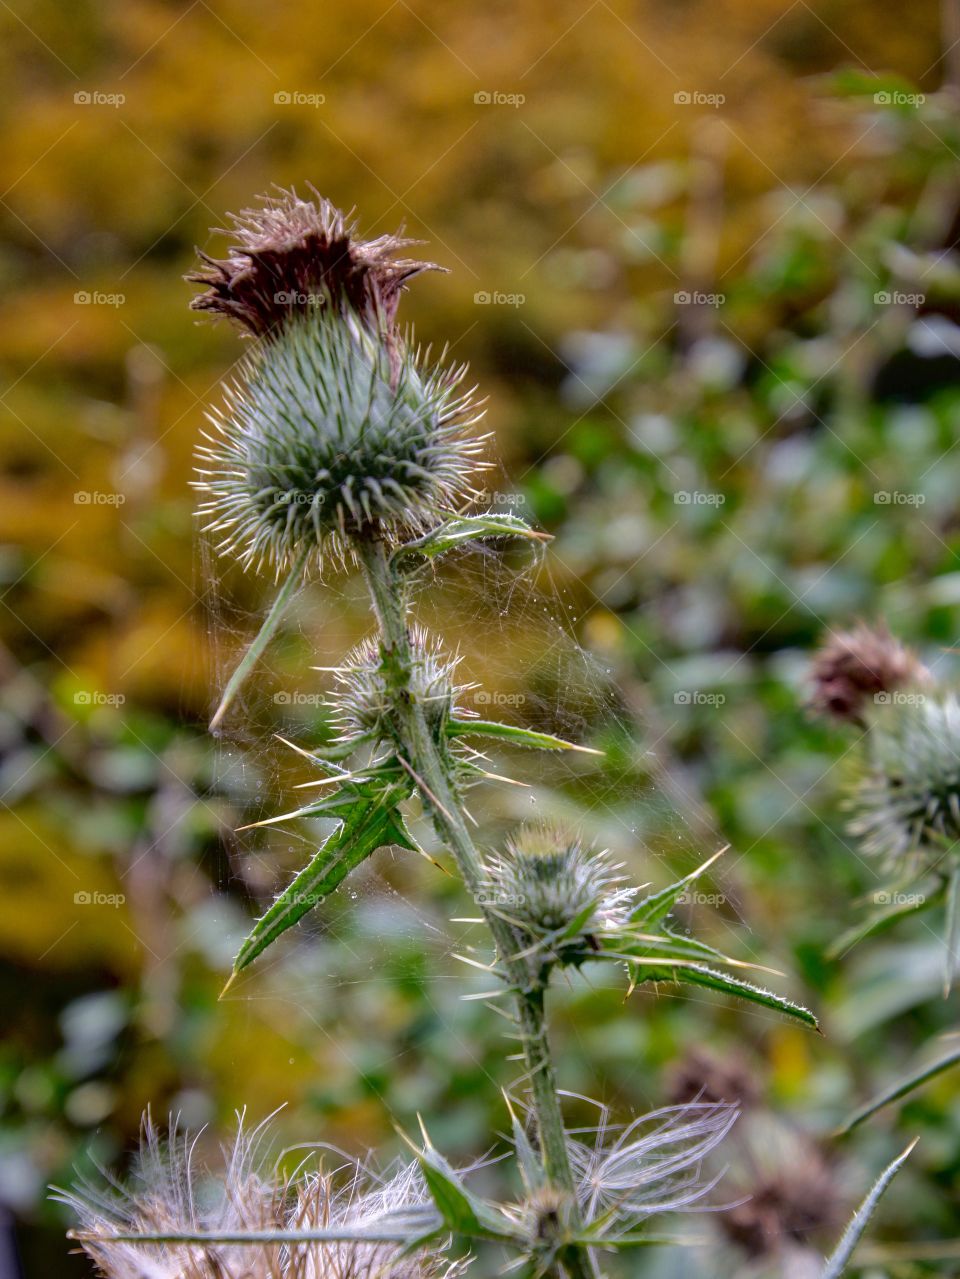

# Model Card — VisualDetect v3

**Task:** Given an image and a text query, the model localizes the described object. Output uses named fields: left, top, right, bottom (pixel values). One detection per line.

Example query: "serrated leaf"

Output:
left=821, top=1141, right=916, bottom=1279
left=503, top=1093, right=545, bottom=1196
left=827, top=882, right=944, bottom=960
left=407, top=1127, right=520, bottom=1243
left=446, top=718, right=602, bottom=755
left=840, top=1047, right=960, bottom=1134
left=633, top=962, right=819, bottom=1030
left=629, top=848, right=727, bottom=930
left=227, top=793, right=408, bottom=980
left=392, top=512, right=548, bottom=566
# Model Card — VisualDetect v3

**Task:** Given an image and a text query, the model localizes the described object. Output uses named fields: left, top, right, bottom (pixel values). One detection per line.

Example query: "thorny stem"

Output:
left=357, top=537, right=600, bottom=1279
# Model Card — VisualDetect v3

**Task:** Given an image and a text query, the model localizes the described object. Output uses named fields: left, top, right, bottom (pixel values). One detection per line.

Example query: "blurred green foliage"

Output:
left=3, top=0, right=960, bottom=1274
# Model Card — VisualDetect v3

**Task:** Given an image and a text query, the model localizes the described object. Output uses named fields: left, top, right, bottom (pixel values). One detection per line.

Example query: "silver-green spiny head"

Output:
left=189, top=188, right=486, bottom=574
left=484, top=823, right=635, bottom=947
left=847, top=689, right=960, bottom=872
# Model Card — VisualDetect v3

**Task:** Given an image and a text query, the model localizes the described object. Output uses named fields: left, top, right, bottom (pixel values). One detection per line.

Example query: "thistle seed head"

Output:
left=569, top=1101, right=737, bottom=1237
left=847, top=690, right=960, bottom=871
left=188, top=186, right=440, bottom=340
left=482, top=823, right=635, bottom=950
left=330, top=627, right=467, bottom=746
left=809, top=623, right=929, bottom=724
left=56, top=1111, right=466, bottom=1279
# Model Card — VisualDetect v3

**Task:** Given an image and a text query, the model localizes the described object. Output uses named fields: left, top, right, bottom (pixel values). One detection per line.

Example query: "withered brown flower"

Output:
left=808, top=623, right=929, bottom=725
left=188, top=186, right=441, bottom=339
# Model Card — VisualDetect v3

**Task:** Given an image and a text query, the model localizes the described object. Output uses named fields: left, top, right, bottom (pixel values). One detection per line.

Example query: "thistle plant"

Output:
left=65, top=188, right=823, bottom=1279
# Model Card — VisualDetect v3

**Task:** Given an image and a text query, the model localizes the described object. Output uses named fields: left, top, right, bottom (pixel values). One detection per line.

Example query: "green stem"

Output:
left=357, top=537, right=599, bottom=1279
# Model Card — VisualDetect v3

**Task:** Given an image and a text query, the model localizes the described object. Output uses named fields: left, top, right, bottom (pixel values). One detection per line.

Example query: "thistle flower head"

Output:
left=329, top=627, right=468, bottom=746
left=809, top=623, right=929, bottom=724
left=568, top=1101, right=737, bottom=1238
left=482, top=824, right=636, bottom=959
left=56, top=1112, right=466, bottom=1279
left=847, top=689, right=960, bottom=871
left=190, top=190, right=487, bottom=575
left=188, top=187, right=439, bottom=340
left=667, top=1047, right=761, bottom=1110
left=718, top=1129, right=841, bottom=1260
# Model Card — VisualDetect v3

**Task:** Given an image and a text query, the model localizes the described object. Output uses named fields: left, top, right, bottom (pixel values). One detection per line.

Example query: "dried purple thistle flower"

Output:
left=188, top=186, right=440, bottom=341
left=190, top=190, right=487, bottom=577
left=808, top=622, right=930, bottom=725
left=667, top=1047, right=762, bottom=1111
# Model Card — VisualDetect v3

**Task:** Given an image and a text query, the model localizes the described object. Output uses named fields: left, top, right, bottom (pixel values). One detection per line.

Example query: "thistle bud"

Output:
left=847, top=690, right=960, bottom=869
left=483, top=824, right=634, bottom=956
left=190, top=189, right=486, bottom=574
left=808, top=623, right=929, bottom=725
left=330, top=626, right=465, bottom=747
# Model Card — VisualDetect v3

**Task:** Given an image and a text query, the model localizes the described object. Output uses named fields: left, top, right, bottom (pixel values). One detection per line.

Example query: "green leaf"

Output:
left=392, top=512, right=548, bottom=566
left=633, top=961, right=819, bottom=1030
left=226, top=791, right=408, bottom=982
left=821, top=1141, right=916, bottom=1279
left=209, top=545, right=310, bottom=732
left=503, top=1092, right=545, bottom=1196
left=945, top=869, right=960, bottom=996
left=840, top=1047, right=960, bottom=1134
left=406, top=1125, right=520, bottom=1243
left=629, top=848, right=727, bottom=930
left=446, top=718, right=602, bottom=755
left=827, top=882, right=944, bottom=960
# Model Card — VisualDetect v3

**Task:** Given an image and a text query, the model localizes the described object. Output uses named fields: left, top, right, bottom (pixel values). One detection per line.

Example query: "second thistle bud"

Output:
left=482, top=824, right=634, bottom=961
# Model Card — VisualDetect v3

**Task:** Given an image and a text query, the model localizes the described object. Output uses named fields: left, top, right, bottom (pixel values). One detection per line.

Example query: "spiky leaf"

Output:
left=446, top=718, right=601, bottom=754
left=821, top=1142, right=915, bottom=1278
left=841, top=1047, right=960, bottom=1133
left=392, top=512, right=547, bottom=566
